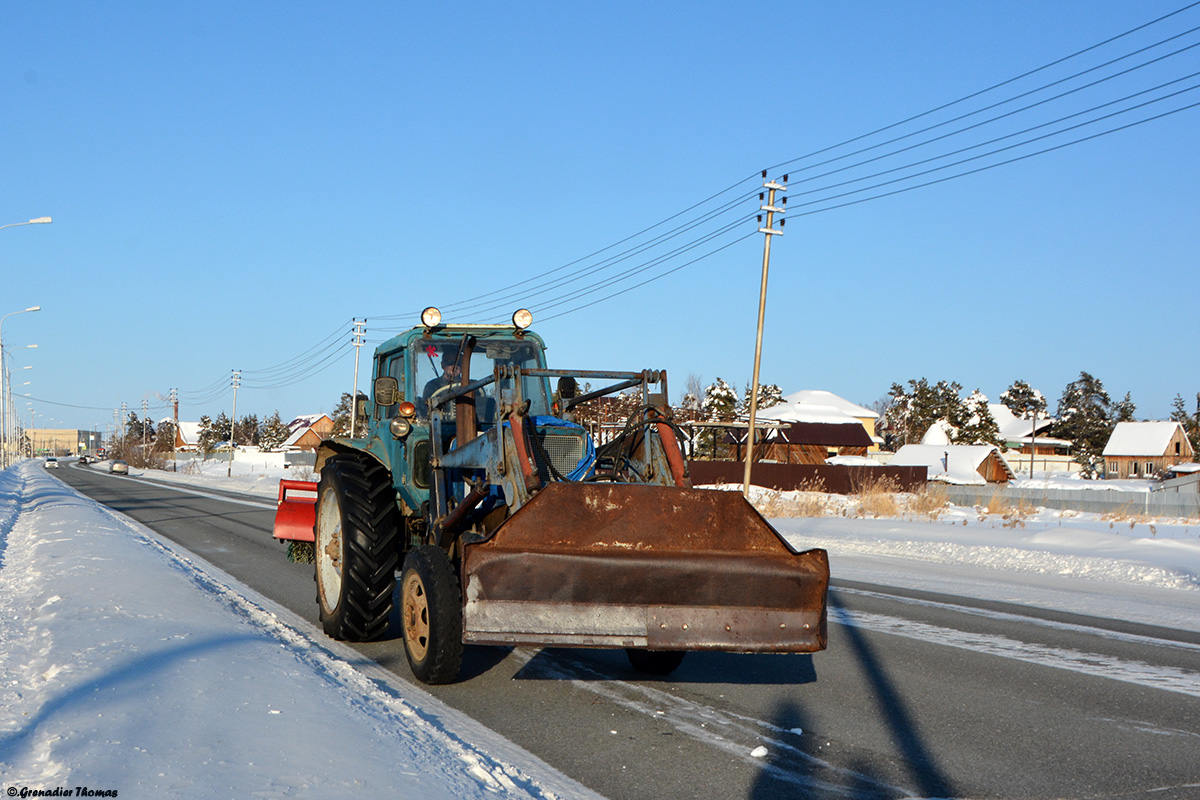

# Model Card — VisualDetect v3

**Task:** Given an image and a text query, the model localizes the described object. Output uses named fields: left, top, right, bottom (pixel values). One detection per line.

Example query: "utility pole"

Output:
left=350, top=318, right=366, bottom=438
left=742, top=171, right=786, bottom=497
left=228, top=370, right=240, bottom=477
left=171, top=387, right=179, bottom=472
left=141, top=399, right=149, bottom=466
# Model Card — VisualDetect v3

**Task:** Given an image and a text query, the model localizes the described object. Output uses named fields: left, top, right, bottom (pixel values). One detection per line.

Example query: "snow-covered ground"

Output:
left=3, top=457, right=1199, bottom=796
left=733, top=483, right=1200, bottom=633
left=0, top=460, right=602, bottom=799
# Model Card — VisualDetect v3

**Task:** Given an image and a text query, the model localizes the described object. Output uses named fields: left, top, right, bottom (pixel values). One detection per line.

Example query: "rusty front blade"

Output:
left=461, top=482, right=828, bottom=652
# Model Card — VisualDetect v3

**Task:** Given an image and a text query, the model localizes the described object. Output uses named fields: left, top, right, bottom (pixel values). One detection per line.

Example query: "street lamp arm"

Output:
left=0, top=217, right=52, bottom=231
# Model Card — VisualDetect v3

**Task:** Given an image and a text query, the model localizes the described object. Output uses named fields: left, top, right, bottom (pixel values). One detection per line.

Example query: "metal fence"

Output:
left=940, top=484, right=1200, bottom=518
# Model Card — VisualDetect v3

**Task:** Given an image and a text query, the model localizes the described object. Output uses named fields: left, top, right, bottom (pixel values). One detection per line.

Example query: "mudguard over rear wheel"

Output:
left=401, top=545, right=463, bottom=684
left=314, top=455, right=399, bottom=641
left=626, top=649, right=686, bottom=675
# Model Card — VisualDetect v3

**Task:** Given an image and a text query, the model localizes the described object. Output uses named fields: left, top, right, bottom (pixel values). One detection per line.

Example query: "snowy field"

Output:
left=2, top=457, right=1199, bottom=797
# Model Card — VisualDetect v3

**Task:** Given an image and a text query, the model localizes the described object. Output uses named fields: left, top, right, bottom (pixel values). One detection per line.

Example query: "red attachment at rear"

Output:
left=272, top=479, right=318, bottom=542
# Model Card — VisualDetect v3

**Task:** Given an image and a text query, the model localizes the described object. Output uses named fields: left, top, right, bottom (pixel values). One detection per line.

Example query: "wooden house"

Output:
left=282, top=414, right=335, bottom=451
left=1102, top=421, right=1194, bottom=479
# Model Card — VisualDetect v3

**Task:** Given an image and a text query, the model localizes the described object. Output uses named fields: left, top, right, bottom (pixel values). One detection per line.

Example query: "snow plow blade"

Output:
left=272, top=479, right=318, bottom=543
left=461, top=482, right=828, bottom=652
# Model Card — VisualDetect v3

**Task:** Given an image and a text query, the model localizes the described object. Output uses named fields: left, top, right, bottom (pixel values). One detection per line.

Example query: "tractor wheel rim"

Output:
left=316, top=488, right=343, bottom=610
left=403, top=572, right=430, bottom=661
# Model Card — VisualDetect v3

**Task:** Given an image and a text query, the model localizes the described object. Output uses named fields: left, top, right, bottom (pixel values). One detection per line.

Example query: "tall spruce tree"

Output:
left=1052, top=372, right=1116, bottom=477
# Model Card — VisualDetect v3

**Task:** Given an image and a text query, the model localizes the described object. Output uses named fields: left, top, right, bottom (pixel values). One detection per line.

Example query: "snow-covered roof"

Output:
left=825, top=455, right=880, bottom=467
left=756, top=390, right=876, bottom=426
left=1166, top=462, right=1200, bottom=475
left=176, top=421, right=202, bottom=445
left=989, top=403, right=1056, bottom=440
left=288, top=413, right=329, bottom=432
left=889, top=444, right=1014, bottom=485
left=1103, top=421, right=1187, bottom=457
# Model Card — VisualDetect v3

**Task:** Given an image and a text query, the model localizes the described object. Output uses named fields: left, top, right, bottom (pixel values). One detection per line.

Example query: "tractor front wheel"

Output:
left=314, top=455, right=398, bottom=641
left=400, top=545, right=463, bottom=684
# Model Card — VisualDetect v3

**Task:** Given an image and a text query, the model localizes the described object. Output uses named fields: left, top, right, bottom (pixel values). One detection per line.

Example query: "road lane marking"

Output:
left=832, top=606, right=1200, bottom=698
left=837, top=586, right=1200, bottom=654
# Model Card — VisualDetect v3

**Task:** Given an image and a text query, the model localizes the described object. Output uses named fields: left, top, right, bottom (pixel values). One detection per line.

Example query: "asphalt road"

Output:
left=56, top=464, right=1200, bottom=799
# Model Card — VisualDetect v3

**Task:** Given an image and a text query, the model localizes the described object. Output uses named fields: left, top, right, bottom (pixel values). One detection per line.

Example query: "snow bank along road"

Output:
left=35, top=463, right=1200, bottom=798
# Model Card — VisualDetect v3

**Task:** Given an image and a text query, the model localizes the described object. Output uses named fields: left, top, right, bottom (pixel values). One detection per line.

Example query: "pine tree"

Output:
left=884, top=378, right=965, bottom=446
left=737, top=383, right=784, bottom=416
left=155, top=419, right=177, bottom=454
left=702, top=378, right=738, bottom=421
left=1052, top=372, right=1116, bottom=477
left=1113, top=392, right=1137, bottom=423
left=197, top=414, right=222, bottom=456
left=234, top=413, right=260, bottom=446
left=699, top=378, right=738, bottom=459
left=331, top=391, right=369, bottom=436
left=258, top=410, right=290, bottom=452
left=1170, top=394, right=1200, bottom=456
left=955, top=390, right=1003, bottom=447
left=1000, top=379, right=1047, bottom=422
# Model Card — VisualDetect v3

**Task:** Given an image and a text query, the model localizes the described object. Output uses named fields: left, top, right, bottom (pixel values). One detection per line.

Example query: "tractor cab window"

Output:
left=412, top=338, right=548, bottom=422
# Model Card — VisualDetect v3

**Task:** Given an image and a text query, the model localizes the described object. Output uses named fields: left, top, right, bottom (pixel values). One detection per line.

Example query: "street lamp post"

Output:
left=1, top=306, right=41, bottom=469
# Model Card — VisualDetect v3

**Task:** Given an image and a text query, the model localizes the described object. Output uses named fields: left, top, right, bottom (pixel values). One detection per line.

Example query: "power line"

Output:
left=789, top=98, right=1200, bottom=218
left=766, top=0, right=1200, bottom=173
left=790, top=76, right=1200, bottom=206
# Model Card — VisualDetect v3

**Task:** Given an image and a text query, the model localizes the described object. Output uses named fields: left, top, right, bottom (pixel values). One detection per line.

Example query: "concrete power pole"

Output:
left=350, top=319, right=366, bottom=438
left=141, top=399, right=149, bottom=465
left=171, top=387, right=179, bottom=472
left=742, top=171, right=786, bottom=498
left=227, top=370, right=241, bottom=477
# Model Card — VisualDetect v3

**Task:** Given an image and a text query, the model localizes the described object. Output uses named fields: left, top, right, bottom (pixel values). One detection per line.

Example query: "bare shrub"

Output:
left=853, top=475, right=901, bottom=518
left=290, top=466, right=317, bottom=482
left=908, top=484, right=948, bottom=519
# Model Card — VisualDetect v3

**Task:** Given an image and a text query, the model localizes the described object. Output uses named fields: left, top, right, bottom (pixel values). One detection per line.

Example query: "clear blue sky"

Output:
left=4, top=1, right=1198, bottom=435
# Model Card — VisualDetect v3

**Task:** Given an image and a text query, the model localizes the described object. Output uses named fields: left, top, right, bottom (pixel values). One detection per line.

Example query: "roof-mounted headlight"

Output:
left=512, top=308, right=533, bottom=330
left=421, top=307, right=442, bottom=327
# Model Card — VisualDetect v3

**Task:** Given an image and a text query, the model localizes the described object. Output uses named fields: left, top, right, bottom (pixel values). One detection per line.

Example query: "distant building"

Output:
left=890, top=444, right=1015, bottom=485
left=282, top=414, right=335, bottom=451
left=987, top=404, right=1070, bottom=455
left=1102, top=421, right=1194, bottom=479
left=756, top=390, right=881, bottom=450
left=25, top=429, right=103, bottom=457
left=172, top=421, right=203, bottom=451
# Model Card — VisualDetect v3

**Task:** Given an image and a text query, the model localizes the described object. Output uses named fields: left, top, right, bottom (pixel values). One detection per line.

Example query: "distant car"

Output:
left=44, top=457, right=59, bottom=469
left=78, top=455, right=89, bottom=465
left=109, top=460, right=129, bottom=475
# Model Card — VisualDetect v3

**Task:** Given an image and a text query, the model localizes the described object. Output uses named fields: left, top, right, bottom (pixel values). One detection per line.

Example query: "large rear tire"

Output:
left=314, top=455, right=399, bottom=641
left=626, top=649, right=686, bottom=675
left=400, top=545, right=463, bottom=684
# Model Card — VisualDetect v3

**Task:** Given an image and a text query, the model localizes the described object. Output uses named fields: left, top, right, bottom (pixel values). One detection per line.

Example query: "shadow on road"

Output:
left=827, top=589, right=957, bottom=798
left=513, top=647, right=819, bottom=685
left=747, top=699, right=906, bottom=800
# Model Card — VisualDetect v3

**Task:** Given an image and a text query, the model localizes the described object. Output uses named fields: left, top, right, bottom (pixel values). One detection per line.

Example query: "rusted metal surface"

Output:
left=461, top=482, right=828, bottom=652
left=272, top=479, right=318, bottom=542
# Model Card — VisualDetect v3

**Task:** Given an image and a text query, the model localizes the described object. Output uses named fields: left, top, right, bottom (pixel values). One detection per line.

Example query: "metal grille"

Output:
left=533, top=429, right=585, bottom=479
